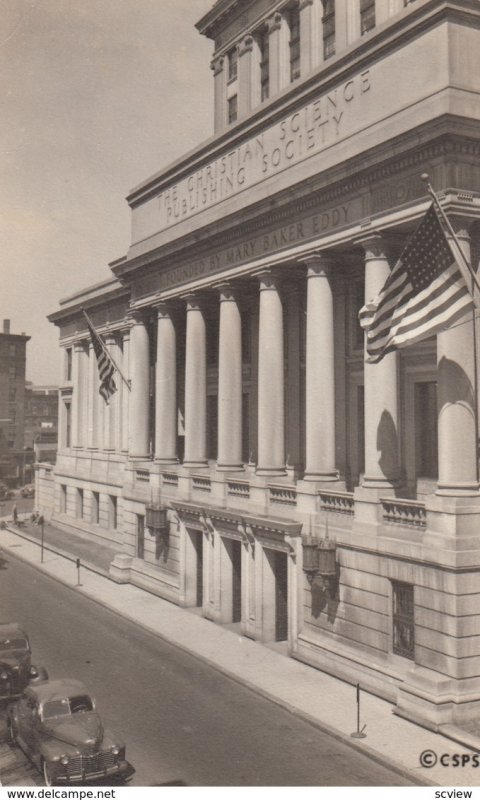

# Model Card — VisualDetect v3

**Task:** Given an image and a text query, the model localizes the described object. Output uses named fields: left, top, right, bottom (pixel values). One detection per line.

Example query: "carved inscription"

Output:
left=156, top=71, right=371, bottom=231
left=134, top=198, right=360, bottom=300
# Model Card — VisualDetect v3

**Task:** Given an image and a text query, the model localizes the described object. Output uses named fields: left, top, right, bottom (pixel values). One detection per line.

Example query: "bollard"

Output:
left=350, top=682, right=367, bottom=739
left=76, top=557, right=82, bottom=586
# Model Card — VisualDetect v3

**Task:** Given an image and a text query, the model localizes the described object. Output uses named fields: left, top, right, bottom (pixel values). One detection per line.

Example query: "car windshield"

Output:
left=0, top=637, right=28, bottom=651
left=42, top=695, right=94, bottom=719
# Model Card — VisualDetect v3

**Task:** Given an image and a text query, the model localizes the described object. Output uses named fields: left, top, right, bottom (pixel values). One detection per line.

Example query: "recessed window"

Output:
left=322, top=0, right=335, bottom=60
left=259, top=28, right=269, bottom=101
left=66, top=348, right=73, bottom=382
left=64, top=401, right=71, bottom=448
left=91, top=491, right=100, bottom=524
left=110, top=495, right=118, bottom=530
left=77, top=488, right=84, bottom=520
left=60, top=484, right=67, bottom=514
left=9, top=344, right=16, bottom=357
left=228, top=47, right=238, bottom=82
left=289, top=5, right=301, bottom=82
left=228, top=94, right=238, bottom=124
left=360, top=0, right=376, bottom=34
left=414, top=382, right=438, bottom=479
left=392, top=581, right=415, bottom=660
left=137, top=514, right=145, bottom=559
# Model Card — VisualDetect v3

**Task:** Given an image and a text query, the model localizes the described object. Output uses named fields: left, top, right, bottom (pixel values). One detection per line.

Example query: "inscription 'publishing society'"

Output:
left=157, top=70, right=371, bottom=229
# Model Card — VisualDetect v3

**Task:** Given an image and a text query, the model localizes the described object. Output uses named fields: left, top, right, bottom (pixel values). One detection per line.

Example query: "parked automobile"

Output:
left=8, top=678, right=132, bottom=785
left=20, top=485, right=35, bottom=498
left=0, top=484, right=15, bottom=500
left=0, top=623, right=48, bottom=701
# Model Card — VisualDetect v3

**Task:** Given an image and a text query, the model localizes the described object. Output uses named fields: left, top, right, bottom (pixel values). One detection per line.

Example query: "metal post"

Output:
left=350, top=682, right=367, bottom=739
left=40, top=520, right=44, bottom=564
left=76, top=558, right=81, bottom=586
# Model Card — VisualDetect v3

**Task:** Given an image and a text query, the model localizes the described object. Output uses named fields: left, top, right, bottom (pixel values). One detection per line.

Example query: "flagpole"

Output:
left=82, top=308, right=131, bottom=391
left=421, top=174, right=480, bottom=484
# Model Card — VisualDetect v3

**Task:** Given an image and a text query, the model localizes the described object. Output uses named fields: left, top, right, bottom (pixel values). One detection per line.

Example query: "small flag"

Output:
left=85, top=316, right=117, bottom=404
left=359, top=204, right=474, bottom=363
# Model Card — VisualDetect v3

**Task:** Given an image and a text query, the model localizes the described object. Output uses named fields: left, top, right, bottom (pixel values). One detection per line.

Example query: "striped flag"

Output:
left=359, top=204, right=474, bottom=363
left=85, top=318, right=117, bottom=404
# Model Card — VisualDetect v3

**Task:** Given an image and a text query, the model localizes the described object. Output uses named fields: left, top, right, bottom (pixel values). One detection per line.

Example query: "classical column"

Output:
left=238, top=36, right=258, bottom=118
left=359, top=234, right=400, bottom=490
left=335, top=0, right=360, bottom=52
left=285, top=286, right=301, bottom=472
left=128, top=313, right=151, bottom=460
left=437, top=222, right=479, bottom=496
left=121, top=326, right=130, bottom=453
left=303, top=254, right=339, bottom=481
left=299, top=0, right=322, bottom=75
left=71, top=341, right=87, bottom=449
left=217, top=283, right=243, bottom=471
left=211, top=55, right=227, bottom=133
left=257, top=270, right=286, bottom=476
left=267, top=12, right=290, bottom=96
left=87, top=342, right=98, bottom=449
left=103, top=333, right=118, bottom=451
left=183, top=295, right=207, bottom=468
left=154, top=303, right=177, bottom=465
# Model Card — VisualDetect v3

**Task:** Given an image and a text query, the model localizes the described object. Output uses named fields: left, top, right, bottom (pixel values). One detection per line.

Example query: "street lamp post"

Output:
left=38, top=515, right=44, bottom=563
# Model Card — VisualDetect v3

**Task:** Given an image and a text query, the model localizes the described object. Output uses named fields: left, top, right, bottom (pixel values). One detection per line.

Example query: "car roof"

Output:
left=0, top=623, right=28, bottom=640
left=26, top=678, right=91, bottom=704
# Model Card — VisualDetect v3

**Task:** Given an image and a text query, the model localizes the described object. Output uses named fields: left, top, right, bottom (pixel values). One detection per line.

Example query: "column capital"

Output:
left=213, top=281, right=239, bottom=302
left=210, top=54, right=225, bottom=75
left=73, top=339, right=88, bottom=352
left=300, top=252, right=337, bottom=278
left=104, top=331, right=118, bottom=346
left=182, top=292, right=206, bottom=312
left=267, top=11, right=283, bottom=33
left=127, top=308, right=149, bottom=326
left=152, top=300, right=175, bottom=319
left=255, top=269, right=281, bottom=292
left=354, top=232, right=389, bottom=261
left=238, top=35, right=254, bottom=57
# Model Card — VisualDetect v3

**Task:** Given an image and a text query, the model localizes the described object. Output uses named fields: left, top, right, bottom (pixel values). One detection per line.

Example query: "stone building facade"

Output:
left=0, top=319, right=30, bottom=485
left=41, top=0, right=480, bottom=731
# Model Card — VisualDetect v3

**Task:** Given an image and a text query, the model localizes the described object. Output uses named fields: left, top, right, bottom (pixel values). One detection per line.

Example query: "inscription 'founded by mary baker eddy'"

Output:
left=157, top=70, right=372, bottom=229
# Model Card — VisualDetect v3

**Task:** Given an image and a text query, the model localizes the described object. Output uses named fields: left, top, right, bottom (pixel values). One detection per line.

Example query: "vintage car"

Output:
left=8, top=678, right=132, bottom=785
left=20, top=485, right=35, bottom=498
left=0, top=623, right=48, bottom=700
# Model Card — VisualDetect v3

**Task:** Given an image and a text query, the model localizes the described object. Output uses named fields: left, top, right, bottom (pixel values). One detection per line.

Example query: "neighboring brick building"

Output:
left=0, top=319, right=30, bottom=485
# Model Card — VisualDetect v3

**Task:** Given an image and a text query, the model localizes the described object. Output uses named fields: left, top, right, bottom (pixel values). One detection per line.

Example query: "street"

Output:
left=0, top=553, right=413, bottom=786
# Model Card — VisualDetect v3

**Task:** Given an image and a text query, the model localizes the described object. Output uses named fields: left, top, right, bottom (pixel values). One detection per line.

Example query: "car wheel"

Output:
left=42, top=759, right=55, bottom=787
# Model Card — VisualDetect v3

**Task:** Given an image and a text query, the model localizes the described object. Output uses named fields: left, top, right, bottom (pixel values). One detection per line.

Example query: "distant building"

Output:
left=23, top=384, right=58, bottom=481
left=0, top=319, right=30, bottom=485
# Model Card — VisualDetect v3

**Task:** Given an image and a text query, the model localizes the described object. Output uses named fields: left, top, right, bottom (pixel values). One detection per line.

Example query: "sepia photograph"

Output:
left=1, top=0, right=480, bottom=793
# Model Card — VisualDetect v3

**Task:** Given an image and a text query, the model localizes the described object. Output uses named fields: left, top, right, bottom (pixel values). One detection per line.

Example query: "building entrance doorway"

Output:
left=264, top=548, right=288, bottom=642
left=231, top=539, right=242, bottom=623
left=188, top=528, right=203, bottom=607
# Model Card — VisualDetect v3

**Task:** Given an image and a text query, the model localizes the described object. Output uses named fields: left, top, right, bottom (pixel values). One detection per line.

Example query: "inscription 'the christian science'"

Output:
left=157, top=70, right=371, bottom=230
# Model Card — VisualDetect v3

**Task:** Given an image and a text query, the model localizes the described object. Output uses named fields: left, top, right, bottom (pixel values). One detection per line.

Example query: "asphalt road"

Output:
left=0, top=553, right=413, bottom=787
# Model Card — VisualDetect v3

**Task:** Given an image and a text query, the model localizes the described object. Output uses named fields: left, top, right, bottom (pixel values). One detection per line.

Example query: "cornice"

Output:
left=128, top=0, right=480, bottom=209
left=115, top=131, right=480, bottom=284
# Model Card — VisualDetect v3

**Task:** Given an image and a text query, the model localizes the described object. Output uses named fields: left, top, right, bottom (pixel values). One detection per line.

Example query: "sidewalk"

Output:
left=2, top=515, right=480, bottom=787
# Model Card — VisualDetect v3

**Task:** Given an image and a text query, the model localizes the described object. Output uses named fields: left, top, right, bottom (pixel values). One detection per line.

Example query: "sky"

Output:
left=0, top=0, right=214, bottom=383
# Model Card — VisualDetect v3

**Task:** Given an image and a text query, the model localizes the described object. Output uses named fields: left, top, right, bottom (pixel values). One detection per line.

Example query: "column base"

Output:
left=154, top=457, right=179, bottom=466
left=436, top=481, right=480, bottom=497
left=183, top=460, right=209, bottom=469
left=256, top=466, right=287, bottom=477
left=303, top=471, right=339, bottom=482
left=128, top=454, right=151, bottom=462
left=216, top=462, right=244, bottom=472
left=361, top=475, right=400, bottom=491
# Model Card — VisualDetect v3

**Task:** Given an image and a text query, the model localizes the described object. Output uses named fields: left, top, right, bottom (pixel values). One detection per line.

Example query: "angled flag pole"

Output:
left=421, top=173, right=480, bottom=306
left=82, top=309, right=131, bottom=393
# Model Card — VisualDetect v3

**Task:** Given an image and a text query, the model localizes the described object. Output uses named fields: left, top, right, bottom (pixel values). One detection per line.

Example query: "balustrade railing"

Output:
left=381, top=497, right=426, bottom=528
left=318, top=490, right=354, bottom=516
left=269, top=485, right=297, bottom=506
left=227, top=480, right=250, bottom=499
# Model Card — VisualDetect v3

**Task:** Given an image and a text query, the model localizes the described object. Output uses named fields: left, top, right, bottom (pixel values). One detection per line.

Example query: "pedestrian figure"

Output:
left=12, top=503, right=18, bottom=524
left=37, top=514, right=44, bottom=527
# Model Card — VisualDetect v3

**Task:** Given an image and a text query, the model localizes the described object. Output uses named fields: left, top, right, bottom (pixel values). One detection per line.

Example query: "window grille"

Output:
left=322, top=0, right=335, bottom=60
left=259, top=28, right=269, bottom=101
left=360, top=0, right=376, bottom=34
left=228, top=94, right=238, bottom=124
left=228, top=47, right=238, bottom=82
left=289, top=6, right=300, bottom=82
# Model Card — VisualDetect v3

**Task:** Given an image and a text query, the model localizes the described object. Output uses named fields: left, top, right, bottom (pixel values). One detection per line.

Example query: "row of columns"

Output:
left=69, top=327, right=130, bottom=454
left=212, top=0, right=411, bottom=131
left=67, top=221, right=478, bottom=497
left=128, top=261, right=341, bottom=480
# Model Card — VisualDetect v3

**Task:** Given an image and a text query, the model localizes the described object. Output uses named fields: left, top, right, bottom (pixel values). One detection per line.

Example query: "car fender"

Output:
left=29, top=665, right=49, bottom=685
left=102, top=728, right=125, bottom=751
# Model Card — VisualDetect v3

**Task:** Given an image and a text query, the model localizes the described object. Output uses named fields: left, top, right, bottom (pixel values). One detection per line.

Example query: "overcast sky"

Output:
left=0, top=0, right=214, bottom=383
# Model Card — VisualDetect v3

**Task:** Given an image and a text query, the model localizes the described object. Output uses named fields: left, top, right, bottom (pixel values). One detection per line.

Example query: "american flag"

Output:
left=359, top=204, right=474, bottom=363
left=85, top=317, right=117, bottom=404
